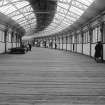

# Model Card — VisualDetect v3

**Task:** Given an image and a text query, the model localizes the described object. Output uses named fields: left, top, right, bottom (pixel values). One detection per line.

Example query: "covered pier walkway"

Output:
left=0, top=47, right=105, bottom=105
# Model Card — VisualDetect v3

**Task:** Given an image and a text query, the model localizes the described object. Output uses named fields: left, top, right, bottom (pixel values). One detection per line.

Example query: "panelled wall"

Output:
left=37, top=11, right=105, bottom=61
left=0, top=29, right=5, bottom=53
left=0, top=24, right=22, bottom=54
left=59, top=21, right=105, bottom=60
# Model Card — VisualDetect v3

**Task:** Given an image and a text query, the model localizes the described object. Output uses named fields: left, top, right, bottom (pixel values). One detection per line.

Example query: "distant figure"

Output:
left=44, top=41, right=46, bottom=48
left=94, top=41, right=103, bottom=63
left=73, top=44, right=74, bottom=52
left=55, top=43, right=57, bottom=49
left=28, top=43, right=32, bottom=51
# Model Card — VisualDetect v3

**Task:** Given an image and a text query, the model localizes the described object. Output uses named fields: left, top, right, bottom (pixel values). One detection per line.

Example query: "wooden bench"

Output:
left=8, top=47, right=26, bottom=54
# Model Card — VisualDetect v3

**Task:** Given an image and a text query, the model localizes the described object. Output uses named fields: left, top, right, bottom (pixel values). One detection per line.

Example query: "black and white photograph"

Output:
left=0, top=0, right=105, bottom=104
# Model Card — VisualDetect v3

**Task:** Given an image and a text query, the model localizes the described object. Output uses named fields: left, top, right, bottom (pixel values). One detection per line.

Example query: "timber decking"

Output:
left=0, top=47, right=105, bottom=105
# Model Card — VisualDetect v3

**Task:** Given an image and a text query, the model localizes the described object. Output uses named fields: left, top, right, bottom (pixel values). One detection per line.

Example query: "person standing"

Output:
left=94, top=41, right=103, bottom=63
left=55, top=43, right=57, bottom=49
left=28, top=43, right=32, bottom=51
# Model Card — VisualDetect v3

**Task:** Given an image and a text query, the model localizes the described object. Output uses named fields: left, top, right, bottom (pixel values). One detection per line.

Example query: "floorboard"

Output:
left=0, top=47, right=105, bottom=105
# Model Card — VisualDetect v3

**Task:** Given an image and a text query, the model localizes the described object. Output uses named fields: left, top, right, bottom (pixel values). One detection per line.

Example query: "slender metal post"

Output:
left=4, top=30, right=8, bottom=53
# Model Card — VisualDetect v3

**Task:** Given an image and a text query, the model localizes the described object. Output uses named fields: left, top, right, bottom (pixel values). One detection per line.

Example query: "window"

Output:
left=83, top=31, right=89, bottom=44
left=63, top=37, right=66, bottom=44
left=0, top=30, right=4, bottom=42
left=92, top=26, right=102, bottom=43
left=77, top=34, right=79, bottom=44
left=74, top=35, right=77, bottom=43
left=12, top=33, right=16, bottom=43
left=97, top=26, right=101, bottom=41
left=87, top=31, right=90, bottom=43
left=78, top=34, right=82, bottom=44
left=8, top=33, right=12, bottom=42
left=67, top=36, right=71, bottom=44
left=70, top=36, right=72, bottom=44
left=72, top=35, right=75, bottom=43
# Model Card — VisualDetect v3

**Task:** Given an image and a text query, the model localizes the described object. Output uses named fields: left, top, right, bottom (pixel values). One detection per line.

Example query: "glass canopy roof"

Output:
left=0, top=0, right=95, bottom=38
left=0, top=0, right=36, bottom=33
left=35, top=0, right=95, bottom=37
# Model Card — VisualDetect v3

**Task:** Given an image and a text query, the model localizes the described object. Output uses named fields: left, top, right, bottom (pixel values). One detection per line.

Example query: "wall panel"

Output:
left=91, top=44, right=96, bottom=57
left=77, top=44, right=82, bottom=53
left=103, top=44, right=105, bottom=60
left=0, top=42, right=5, bottom=53
left=83, top=44, right=90, bottom=56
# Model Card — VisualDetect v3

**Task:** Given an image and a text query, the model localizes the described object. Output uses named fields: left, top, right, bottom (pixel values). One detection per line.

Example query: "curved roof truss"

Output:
left=0, top=0, right=95, bottom=37
left=0, top=0, right=36, bottom=33
left=36, top=0, right=95, bottom=37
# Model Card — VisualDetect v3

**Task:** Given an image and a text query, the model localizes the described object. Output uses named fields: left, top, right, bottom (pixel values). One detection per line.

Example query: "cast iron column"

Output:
left=4, top=29, right=8, bottom=53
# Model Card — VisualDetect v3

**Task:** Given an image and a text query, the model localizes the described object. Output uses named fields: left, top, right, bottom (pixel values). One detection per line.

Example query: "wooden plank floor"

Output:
left=0, top=47, right=105, bottom=105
